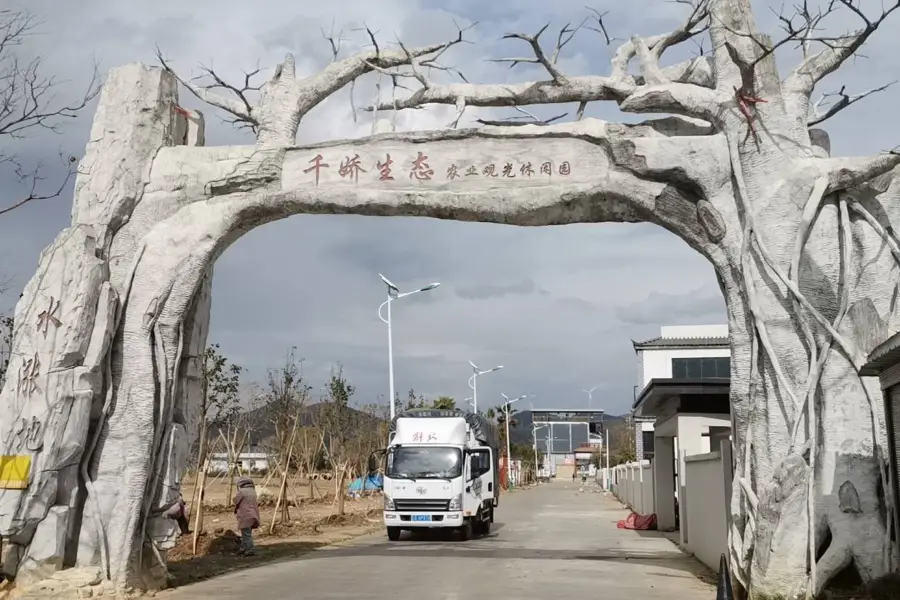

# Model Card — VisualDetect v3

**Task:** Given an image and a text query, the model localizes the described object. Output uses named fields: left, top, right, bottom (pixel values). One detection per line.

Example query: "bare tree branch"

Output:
left=475, top=106, right=568, bottom=127
left=322, top=19, right=347, bottom=62
left=709, top=0, right=843, bottom=73
left=364, top=3, right=714, bottom=121
left=155, top=47, right=258, bottom=128
left=0, top=152, right=77, bottom=217
left=491, top=21, right=586, bottom=84
left=584, top=8, right=613, bottom=45
left=824, top=152, right=900, bottom=193
left=808, top=81, right=896, bottom=127
left=157, top=22, right=475, bottom=145
left=305, top=22, right=475, bottom=103
left=364, top=56, right=713, bottom=112
left=785, top=1, right=900, bottom=105
left=0, top=9, right=100, bottom=217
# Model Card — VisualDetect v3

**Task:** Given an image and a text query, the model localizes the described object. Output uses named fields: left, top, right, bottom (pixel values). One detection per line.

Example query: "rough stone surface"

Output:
left=15, top=566, right=123, bottom=599
left=17, top=506, right=70, bottom=586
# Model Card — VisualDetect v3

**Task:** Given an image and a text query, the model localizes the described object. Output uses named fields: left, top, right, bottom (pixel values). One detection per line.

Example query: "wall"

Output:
left=610, top=461, right=655, bottom=516
left=682, top=448, right=731, bottom=572
left=639, top=347, right=732, bottom=388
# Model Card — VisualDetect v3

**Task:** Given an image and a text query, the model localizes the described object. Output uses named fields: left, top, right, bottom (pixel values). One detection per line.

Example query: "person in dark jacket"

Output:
left=234, top=477, right=261, bottom=555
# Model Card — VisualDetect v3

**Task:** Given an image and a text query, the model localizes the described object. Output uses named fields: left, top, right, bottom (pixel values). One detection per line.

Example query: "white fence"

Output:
left=609, top=440, right=732, bottom=574
left=610, top=460, right=655, bottom=516
left=681, top=446, right=731, bottom=572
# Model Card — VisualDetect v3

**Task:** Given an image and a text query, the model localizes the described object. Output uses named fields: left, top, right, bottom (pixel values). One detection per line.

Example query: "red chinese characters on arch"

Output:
left=300, top=151, right=573, bottom=186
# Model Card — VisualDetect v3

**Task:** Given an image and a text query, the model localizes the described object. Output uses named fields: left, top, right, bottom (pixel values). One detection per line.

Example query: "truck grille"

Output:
left=393, top=498, right=450, bottom=512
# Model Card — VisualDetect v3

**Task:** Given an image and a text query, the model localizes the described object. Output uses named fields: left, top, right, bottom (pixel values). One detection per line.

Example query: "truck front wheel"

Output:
left=458, top=519, right=473, bottom=541
left=481, top=516, right=491, bottom=535
left=387, top=527, right=402, bottom=541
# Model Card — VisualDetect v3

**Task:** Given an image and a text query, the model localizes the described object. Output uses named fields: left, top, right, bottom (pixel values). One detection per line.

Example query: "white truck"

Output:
left=377, top=409, right=500, bottom=541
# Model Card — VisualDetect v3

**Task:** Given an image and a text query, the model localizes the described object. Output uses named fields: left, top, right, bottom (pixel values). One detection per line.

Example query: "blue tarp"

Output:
left=347, top=473, right=383, bottom=494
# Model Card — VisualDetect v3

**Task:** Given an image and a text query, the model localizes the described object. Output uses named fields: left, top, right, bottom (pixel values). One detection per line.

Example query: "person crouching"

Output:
left=164, top=493, right=191, bottom=536
left=233, top=477, right=260, bottom=556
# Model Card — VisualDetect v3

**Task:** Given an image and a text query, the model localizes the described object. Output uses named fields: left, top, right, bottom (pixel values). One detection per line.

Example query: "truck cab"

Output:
left=380, top=410, right=498, bottom=541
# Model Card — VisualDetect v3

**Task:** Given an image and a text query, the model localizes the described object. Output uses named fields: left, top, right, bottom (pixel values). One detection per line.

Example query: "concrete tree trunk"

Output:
left=0, top=1, right=898, bottom=598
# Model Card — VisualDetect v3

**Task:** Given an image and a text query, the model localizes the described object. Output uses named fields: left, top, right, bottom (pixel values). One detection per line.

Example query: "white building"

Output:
left=634, top=324, right=730, bottom=385
left=587, top=433, right=604, bottom=448
left=630, top=323, right=732, bottom=542
left=207, top=452, right=270, bottom=475
left=631, top=324, right=730, bottom=460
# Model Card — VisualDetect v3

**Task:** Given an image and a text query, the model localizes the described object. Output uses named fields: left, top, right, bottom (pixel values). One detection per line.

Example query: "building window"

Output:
left=641, top=430, right=655, bottom=459
left=672, top=357, right=730, bottom=379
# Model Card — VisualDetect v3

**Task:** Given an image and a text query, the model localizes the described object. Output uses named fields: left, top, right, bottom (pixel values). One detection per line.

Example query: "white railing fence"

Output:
left=610, top=460, right=655, bottom=516
left=681, top=442, right=732, bottom=571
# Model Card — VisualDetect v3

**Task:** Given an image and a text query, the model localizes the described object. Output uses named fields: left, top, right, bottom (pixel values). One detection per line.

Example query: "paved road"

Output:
left=163, top=481, right=715, bottom=599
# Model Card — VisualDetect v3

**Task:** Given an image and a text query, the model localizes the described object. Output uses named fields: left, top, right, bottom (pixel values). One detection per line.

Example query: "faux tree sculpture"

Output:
left=0, top=0, right=898, bottom=598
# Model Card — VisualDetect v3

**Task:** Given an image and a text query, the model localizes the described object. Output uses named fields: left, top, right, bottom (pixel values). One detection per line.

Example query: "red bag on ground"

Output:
left=616, top=512, right=657, bottom=530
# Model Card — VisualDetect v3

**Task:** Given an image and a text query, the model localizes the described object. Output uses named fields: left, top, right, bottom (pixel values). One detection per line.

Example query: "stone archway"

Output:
left=0, top=64, right=732, bottom=591
left=2, top=0, right=900, bottom=597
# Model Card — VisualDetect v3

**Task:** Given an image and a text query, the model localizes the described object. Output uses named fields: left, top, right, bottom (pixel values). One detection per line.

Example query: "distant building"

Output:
left=531, top=409, right=605, bottom=479
left=587, top=433, right=604, bottom=448
left=207, top=451, right=270, bottom=475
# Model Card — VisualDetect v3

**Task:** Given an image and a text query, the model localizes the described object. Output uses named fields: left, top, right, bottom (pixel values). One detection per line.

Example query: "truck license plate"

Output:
left=412, top=514, right=431, bottom=522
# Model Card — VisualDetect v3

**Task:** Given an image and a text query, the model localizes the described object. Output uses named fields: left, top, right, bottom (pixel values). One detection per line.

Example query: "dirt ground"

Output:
left=168, top=475, right=382, bottom=587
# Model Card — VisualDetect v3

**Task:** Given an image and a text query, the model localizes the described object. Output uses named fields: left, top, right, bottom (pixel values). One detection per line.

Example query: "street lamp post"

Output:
left=501, top=393, right=528, bottom=488
left=531, top=422, right=545, bottom=482
left=378, top=274, right=440, bottom=420
left=582, top=385, right=598, bottom=410
left=468, top=360, right=503, bottom=413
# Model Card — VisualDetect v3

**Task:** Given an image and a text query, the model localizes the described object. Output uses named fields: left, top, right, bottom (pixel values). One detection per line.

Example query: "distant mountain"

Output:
left=205, top=402, right=630, bottom=454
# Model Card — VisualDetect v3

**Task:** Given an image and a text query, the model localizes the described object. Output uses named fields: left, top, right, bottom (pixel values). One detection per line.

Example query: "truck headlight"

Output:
left=448, top=493, right=462, bottom=510
left=383, top=494, right=395, bottom=510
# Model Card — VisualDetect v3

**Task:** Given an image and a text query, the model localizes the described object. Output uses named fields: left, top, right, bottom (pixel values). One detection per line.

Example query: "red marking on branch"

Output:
left=735, top=88, right=767, bottom=141
left=174, top=106, right=191, bottom=117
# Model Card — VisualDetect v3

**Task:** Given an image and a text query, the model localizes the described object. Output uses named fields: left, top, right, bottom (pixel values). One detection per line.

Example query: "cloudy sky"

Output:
left=1, top=0, right=898, bottom=415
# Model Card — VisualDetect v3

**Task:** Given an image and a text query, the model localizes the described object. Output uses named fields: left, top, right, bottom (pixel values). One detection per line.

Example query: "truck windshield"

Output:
left=386, top=446, right=462, bottom=479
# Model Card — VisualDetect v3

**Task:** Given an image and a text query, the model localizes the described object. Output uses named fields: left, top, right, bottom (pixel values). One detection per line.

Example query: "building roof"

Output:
left=860, top=330, right=900, bottom=376
left=632, top=336, right=730, bottom=351
left=632, top=377, right=731, bottom=418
